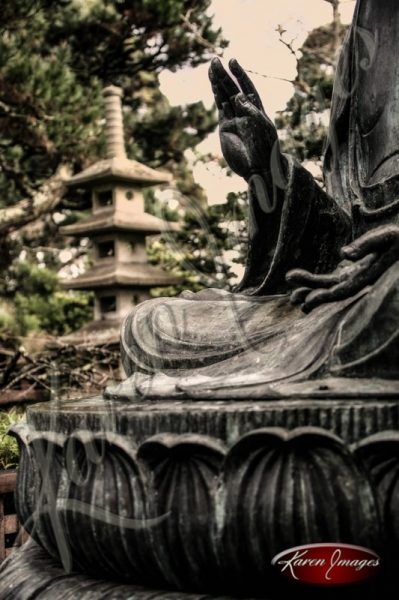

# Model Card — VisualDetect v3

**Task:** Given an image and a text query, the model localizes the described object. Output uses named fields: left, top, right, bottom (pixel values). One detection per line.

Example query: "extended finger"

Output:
left=290, top=287, right=312, bottom=305
left=286, top=268, right=341, bottom=288
left=302, top=254, right=381, bottom=312
left=209, top=62, right=226, bottom=109
left=341, top=225, right=399, bottom=260
left=210, top=57, right=240, bottom=101
left=302, top=276, right=367, bottom=313
left=229, top=58, right=265, bottom=111
left=209, top=80, right=224, bottom=110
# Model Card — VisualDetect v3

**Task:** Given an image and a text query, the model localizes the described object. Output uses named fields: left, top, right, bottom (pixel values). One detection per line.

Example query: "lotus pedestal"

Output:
left=0, top=395, right=398, bottom=598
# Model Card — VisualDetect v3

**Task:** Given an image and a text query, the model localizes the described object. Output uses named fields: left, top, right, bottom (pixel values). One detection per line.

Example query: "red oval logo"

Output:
left=272, top=543, right=381, bottom=586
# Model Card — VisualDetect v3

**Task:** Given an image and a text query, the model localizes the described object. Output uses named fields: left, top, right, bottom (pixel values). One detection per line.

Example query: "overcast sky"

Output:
left=160, top=0, right=356, bottom=202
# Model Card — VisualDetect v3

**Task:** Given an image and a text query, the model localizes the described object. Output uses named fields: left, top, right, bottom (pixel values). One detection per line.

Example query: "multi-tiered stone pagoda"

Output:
left=59, top=85, right=180, bottom=346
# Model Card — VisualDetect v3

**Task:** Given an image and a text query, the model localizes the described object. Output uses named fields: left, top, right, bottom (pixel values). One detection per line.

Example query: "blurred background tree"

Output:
left=0, top=0, right=228, bottom=346
left=275, top=0, right=347, bottom=182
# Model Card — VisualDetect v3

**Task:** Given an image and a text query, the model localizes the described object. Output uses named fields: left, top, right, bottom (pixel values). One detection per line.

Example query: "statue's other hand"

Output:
left=209, top=57, right=279, bottom=181
left=286, top=225, right=399, bottom=313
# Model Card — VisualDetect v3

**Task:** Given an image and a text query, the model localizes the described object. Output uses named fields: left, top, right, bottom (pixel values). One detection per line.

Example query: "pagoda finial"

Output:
left=103, top=85, right=126, bottom=159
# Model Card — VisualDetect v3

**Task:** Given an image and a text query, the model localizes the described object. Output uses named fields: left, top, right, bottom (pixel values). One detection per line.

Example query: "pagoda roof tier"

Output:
left=65, top=157, right=172, bottom=188
left=61, top=262, right=182, bottom=290
left=60, top=209, right=179, bottom=237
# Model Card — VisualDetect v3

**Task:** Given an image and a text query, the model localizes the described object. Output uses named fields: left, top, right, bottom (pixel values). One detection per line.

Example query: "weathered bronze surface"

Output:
left=2, top=1, right=399, bottom=597
left=3, top=397, right=398, bottom=597
left=109, top=0, right=399, bottom=400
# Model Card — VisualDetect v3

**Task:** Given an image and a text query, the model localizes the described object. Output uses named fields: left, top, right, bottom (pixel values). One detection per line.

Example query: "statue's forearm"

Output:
left=239, top=155, right=352, bottom=295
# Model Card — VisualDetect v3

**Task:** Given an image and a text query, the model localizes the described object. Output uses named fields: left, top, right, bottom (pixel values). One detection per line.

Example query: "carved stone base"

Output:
left=0, top=541, right=391, bottom=599
left=6, top=395, right=399, bottom=598
left=0, top=541, right=245, bottom=599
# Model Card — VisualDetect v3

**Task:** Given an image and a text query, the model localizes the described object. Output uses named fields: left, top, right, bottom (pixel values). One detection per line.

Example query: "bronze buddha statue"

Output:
left=111, top=0, right=399, bottom=400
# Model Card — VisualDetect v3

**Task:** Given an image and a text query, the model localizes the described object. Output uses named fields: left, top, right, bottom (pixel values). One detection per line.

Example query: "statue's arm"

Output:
left=240, top=154, right=351, bottom=294
left=209, top=58, right=351, bottom=295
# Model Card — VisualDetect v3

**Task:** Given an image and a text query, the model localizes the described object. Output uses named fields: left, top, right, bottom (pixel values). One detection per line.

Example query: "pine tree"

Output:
left=275, top=1, right=347, bottom=181
left=0, top=0, right=227, bottom=340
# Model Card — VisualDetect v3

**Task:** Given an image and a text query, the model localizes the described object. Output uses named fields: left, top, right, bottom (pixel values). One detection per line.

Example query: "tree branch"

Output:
left=181, top=9, right=219, bottom=52
left=0, top=164, right=71, bottom=234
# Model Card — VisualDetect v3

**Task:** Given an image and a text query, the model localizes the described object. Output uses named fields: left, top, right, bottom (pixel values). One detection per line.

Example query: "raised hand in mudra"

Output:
left=209, top=58, right=284, bottom=187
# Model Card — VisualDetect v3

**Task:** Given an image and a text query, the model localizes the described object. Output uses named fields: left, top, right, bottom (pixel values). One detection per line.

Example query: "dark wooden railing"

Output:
left=0, top=470, right=28, bottom=562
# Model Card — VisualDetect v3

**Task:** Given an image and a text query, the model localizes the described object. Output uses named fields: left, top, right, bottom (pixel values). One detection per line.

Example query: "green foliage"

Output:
left=0, top=2, right=104, bottom=206
left=0, top=0, right=226, bottom=195
left=0, top=408, right=24, bottom=470
left=14, top=290, right=94, bottom=337
left=0, top=0, right=227, bottom=340
left=276, top=22, right=348, bottom=164
left=148, top=188, right=248, bottom=293
left=0, top=304, right=17, bottom=340
left=2, top=261, right=93, bottom=337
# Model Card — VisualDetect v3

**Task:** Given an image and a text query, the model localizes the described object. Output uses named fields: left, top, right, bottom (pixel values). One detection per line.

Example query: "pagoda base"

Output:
left=3, top=393, right=399, bottom=598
